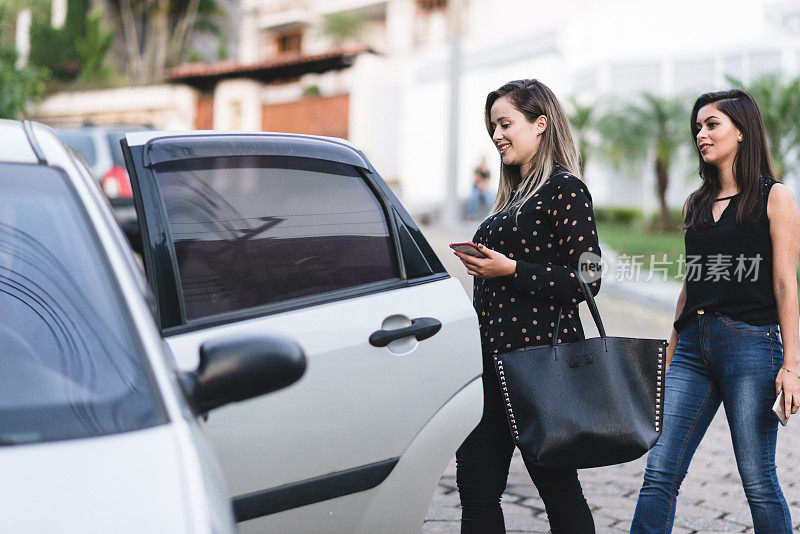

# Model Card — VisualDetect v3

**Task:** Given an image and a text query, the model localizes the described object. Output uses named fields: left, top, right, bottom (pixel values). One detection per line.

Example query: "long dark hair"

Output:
left=682, top=89, right=774, bottom=229
left=484, top=79, right=580, bottom=215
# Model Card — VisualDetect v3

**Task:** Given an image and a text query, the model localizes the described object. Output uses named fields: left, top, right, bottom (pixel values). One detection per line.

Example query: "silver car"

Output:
left=1, top=121, right=483, bottom=533
left=0, top=120, right=305, bottom=533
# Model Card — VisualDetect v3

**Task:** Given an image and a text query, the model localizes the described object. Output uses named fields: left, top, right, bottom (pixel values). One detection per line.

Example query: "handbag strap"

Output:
left=551, top=271, right=606, bottom=346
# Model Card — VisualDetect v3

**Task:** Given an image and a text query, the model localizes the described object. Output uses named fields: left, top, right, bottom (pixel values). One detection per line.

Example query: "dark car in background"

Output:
left=55, top=125, right=151, bottom=251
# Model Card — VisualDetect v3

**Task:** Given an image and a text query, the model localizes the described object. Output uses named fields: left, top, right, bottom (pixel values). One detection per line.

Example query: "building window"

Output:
left=414, top=0, right=448, bottom=46
left=723, top=54, right=744, bottom=82
left=417, top=0, right=447, bottom=12
left=673, top=58, right=714, bottom=93
left=749, top=51, right=781, bottom=79
left=609, top=61, right=662, bottom=96
left=276, top=30, right=303, bottom=54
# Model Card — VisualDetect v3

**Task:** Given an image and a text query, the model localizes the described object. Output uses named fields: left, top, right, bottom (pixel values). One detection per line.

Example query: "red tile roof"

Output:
left=166, top=44, right=372, bottom=87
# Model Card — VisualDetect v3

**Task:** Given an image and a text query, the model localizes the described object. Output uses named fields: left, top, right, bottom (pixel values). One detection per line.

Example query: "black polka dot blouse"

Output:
left=472, top=166, right=601, bottom=357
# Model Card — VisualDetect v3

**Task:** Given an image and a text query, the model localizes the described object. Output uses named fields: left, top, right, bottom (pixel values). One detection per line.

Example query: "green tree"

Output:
left=597, top=93, right=689, bottom=231
left=567, top=97, right=597, bottom=178
left=0, top=0, right=49, bottom=43
left=0, top=45, right=48, bottom=119
left=74, top=9, right=115, bottom=83
left=28, top=0, right=115, bottom=85
left=321, top=11, right=364, bottom=46
left=30, top=0, right=87, bottom=81
left=729, top=74, right=800, bottom=181
left=103, top=0, right=225, bottom=83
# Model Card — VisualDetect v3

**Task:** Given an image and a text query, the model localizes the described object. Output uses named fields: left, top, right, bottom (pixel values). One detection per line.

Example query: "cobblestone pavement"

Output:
left=420, top=224, right=800, bottom=533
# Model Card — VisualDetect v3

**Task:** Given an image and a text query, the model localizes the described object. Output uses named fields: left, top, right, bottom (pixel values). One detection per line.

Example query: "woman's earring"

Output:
left=737, top=135, right=742, bottom=142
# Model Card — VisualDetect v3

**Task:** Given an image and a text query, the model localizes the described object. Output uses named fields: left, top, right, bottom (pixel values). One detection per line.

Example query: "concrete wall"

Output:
left=31, top=85, right=198, bottom=129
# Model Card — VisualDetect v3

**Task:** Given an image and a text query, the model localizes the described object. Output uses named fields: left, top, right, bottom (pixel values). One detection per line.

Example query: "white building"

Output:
left=232, top=0, right=800, bottom=214
left=32, top=0, right=800, bottom=216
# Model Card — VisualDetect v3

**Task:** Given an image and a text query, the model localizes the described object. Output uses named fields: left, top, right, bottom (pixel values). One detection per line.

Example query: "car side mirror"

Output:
left=180, top=335, right=306, bottom=414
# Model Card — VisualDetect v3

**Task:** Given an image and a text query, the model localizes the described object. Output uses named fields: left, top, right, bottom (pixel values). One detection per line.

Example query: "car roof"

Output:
left=0, top=120, right=40, bottom=164
left=0, top=120, right=107, bottom=173
left=55, top=125, right=152, bottom=134
left=125, top=130, right=370, bottom=170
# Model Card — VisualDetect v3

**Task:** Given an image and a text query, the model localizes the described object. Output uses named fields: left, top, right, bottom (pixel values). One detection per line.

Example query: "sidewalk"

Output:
left=418, top=221, right=800, bottom=534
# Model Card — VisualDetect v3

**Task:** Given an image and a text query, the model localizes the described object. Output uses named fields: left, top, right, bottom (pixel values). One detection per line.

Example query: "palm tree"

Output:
left=597, top=93, right=688, bottom=231
left=103, top=0, right=224, bottom=83
left=567, top=97, right=597, bottom=178
left=729, top=74, right=800, bottom=181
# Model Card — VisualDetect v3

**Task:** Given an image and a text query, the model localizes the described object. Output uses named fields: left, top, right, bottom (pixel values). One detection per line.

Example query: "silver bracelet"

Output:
left=781, top=367, right=800, bottom=379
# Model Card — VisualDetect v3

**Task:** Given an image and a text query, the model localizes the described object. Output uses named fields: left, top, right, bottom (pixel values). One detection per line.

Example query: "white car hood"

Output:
left=0, top=424, right=191, bottom=534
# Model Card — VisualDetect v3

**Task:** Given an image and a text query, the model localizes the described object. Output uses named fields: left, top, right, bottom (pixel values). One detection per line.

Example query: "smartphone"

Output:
left=772, top=390, right=789, bottom=426
left=450, top=241, right=487, bottom=258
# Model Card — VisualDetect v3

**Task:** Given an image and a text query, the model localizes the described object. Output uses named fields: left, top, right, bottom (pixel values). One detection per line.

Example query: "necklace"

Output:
left=714, top=194, right=738, bottom=202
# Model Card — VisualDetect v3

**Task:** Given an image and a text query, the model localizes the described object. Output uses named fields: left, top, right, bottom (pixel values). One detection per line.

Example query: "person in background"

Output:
left=453, top=78, right=599, bottom=533
left=631, top=89, right=800, bottom=533
left=467, top=155, right=493, bottom=219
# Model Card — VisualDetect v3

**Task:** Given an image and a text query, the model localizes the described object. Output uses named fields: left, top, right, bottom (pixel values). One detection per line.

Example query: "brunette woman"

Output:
left=631, top=89, right=800, bottom=533
left=453, top=79, right=600, bottom=533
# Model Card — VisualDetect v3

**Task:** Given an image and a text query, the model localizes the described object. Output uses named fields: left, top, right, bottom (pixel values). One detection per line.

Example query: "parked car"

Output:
left=121, top=130, right=483, bottom=532
left=54, top=125, right=142, bottom=199
left=3, top=121, right=483, bottom=532
left=0, top=120, right=306, bottom=533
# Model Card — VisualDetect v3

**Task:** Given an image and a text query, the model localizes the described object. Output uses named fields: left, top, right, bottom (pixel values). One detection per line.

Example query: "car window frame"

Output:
left=123, top=140, right=449, bottom=336
left=0, top=161, right=170, bottom=440
left=66, top=148, right=157, bottom=314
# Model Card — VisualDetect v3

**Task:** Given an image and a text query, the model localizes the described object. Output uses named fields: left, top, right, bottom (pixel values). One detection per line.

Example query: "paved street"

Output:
left=419, top=223, right=800, bottom=533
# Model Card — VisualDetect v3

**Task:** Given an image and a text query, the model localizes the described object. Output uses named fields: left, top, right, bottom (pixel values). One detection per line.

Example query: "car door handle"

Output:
left=369, top=317, right=442, bottom=348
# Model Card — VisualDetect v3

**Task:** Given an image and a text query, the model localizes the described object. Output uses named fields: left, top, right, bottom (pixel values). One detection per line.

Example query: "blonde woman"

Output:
left=454, top=79, right=600, bottom=533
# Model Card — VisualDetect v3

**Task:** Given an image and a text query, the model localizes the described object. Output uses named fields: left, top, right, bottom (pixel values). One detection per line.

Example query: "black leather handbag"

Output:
left=492, top=276, right=667, bottom=469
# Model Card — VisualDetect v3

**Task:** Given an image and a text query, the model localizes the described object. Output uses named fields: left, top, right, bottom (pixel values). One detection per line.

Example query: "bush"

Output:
left=0, top=46, right=48, bottom=119
left=301, top=85, right=321, bottom=98
left=594, top=206, right=643, bottom=225
left=643, top=208, right=685, bottom=233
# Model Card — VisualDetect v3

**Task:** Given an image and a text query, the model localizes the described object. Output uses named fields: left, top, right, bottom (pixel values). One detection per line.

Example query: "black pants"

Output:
left=456, top=360, right=595, bottom=533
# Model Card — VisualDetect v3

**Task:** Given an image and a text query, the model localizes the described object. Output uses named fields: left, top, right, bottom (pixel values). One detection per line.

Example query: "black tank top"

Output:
left=673, top=176, right=779, bottom=333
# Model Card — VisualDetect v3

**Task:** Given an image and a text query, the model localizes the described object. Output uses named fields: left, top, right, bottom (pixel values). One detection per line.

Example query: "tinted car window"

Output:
left=56, top=133, right=97, bottom=167
left=0, top=164, right=166, bottom=444
left=152, top=155, right=397, bottom=321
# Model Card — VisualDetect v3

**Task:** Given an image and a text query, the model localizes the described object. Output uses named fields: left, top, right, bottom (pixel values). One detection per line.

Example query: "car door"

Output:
left=122, top=132, right=482, bottom=532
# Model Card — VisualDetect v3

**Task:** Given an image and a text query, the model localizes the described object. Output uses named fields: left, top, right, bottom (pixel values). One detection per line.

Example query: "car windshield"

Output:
left=0, top=163, right=166, bottom=445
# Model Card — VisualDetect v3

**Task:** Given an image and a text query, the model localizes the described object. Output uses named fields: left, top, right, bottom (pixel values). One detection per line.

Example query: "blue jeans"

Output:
left=631, top=309, right=791, bottom=533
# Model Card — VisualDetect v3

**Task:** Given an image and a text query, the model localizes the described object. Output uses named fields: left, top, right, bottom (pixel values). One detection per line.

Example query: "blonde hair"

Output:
left=484, top=79, right=581, bottom=216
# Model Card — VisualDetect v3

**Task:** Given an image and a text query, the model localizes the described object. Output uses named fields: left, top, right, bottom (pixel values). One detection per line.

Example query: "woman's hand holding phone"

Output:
left=775, top=366, right=800, bottom=422
left=451, top=242, right=517, bottom=278
left=449, top=242, right=487, bottom=258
